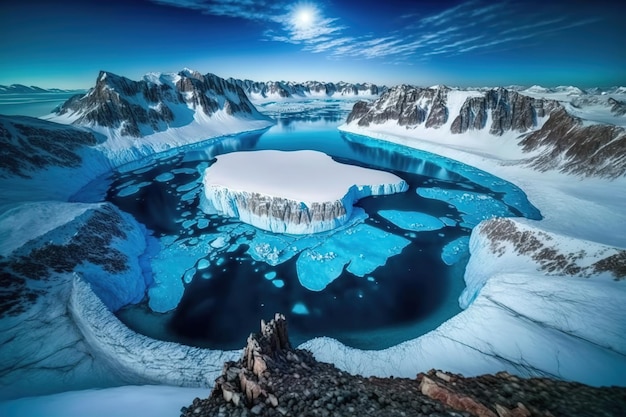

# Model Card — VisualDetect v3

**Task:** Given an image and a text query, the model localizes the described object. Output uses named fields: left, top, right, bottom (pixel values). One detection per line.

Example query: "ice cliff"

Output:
left=200, top=150, right=408, bottom=234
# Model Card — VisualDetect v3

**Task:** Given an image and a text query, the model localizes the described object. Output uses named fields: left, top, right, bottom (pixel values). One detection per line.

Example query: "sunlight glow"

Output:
left=293, top=4, right=316, bottom=29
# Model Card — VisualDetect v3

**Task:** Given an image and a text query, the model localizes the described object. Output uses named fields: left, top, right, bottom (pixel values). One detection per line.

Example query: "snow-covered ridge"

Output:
left=230, top=78, right=386, bottom=101
left=0, top=84, right=84, bottom=94
left=344, top=85, right=626, bottom=178
left=47, top=68, right=273, bottom=138
left=200, top=150, right=408, bottom=234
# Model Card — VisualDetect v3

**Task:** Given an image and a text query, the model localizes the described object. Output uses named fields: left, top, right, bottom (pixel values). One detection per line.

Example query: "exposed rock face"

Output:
left=346, top=85, right=626, bottom=178
left=347, top=85, right=559, bottom=135
left=0, top=115, right=100, bottom=178
left=520, top=107, right=626, bottom=178
left=0, top=202, right=148, bottom=318
left=181, top=315, right=626, bottom=417
left=478, top=217, right=626, bottom=280
left=231, top=79, right=385, bottom=99
left=450, top=88, right=558, bottom=136
left=347, top=85, right=448, bottom=128
left=54, top=69, right=265, bottom=137
left=608, top=97, right=626, bottom=116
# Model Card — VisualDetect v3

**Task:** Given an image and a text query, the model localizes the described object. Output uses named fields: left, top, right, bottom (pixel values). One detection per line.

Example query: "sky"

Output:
left=0, top=0, right=624, bottom=89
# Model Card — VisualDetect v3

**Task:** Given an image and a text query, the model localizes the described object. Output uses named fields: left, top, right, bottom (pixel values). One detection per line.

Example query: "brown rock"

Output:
left=420, top=376, right=497, bottom=417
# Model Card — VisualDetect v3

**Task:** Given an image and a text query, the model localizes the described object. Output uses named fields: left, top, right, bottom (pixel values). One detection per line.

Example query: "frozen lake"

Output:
left=74, top=99, right=540, bottom=350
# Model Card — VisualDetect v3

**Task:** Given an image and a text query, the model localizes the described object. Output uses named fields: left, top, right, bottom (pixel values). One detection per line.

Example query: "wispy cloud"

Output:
left=149, top=0, right=602, bottom=64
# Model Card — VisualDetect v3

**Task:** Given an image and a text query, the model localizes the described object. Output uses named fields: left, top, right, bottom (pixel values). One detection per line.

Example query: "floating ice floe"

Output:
left=417, top=188, right=514, bottom=228
left=201, top=150, right=408, bottom=234
left=378, top=209, right=445, bottom=232
left=441, top=236, right=470, bottom=266
left=297, top=223, right=410, bottom=291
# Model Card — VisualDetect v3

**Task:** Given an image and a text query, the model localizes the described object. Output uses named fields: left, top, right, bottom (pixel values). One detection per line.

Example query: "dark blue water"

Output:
left=94, top=100, right=540, bottom=350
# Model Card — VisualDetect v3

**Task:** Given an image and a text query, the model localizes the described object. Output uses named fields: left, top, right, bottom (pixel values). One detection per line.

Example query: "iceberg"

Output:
left=296, top=223, right=410, bottom=291
left=378, top=209, right=445, bottom=232
left=201, top=150, right=408, bottom=234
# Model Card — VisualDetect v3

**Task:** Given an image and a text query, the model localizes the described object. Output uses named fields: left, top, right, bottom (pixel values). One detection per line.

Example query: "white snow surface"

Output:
left=0, top=386, right=208, bottom=417
left=202, top=150, right=407, bottom=234
left=204, top=150, right=405, bottom=204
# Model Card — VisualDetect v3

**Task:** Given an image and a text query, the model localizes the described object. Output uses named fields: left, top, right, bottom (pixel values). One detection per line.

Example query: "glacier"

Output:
left=200, top=150, right=408, bottom=234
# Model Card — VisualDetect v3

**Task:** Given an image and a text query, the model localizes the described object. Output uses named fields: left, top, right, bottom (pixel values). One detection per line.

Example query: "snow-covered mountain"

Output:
left=42, top=69, right=273, bottom=168
left=51, top=69, right=271, bottom=138
left=0, top=84, right=83, bottom=94
left=346, top=85, right=560, bottom=134
left=230, top=79, right=385, bottom=100
left=344, top=85, right=626, bottom=178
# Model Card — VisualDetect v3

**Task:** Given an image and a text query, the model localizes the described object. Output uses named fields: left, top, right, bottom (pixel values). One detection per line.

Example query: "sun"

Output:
left=293, top=4, right=317, bottom=29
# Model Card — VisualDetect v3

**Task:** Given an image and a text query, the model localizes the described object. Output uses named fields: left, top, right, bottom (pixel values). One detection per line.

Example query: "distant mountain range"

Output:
left=229, top=79, right=385, bottom=99
left=0, top=84, right=84, bottom=94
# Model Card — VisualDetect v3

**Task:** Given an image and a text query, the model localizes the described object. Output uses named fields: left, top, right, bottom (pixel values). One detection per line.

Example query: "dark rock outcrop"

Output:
left=479, top=217, right=626, bottom=279
left=0, top=115, right=100, bottom=178
left=0, top=204, right=135, bottom=317
left=55, top=69, right=266, bottom=137
left=181, top=314, right=626, bottom=417
left=347, top=86, right=558, bottom=135
left=520, top=107, right=626, bottom=178
left=347, top=85, right=446, bottom=128
left=608, top=98, right=626, bottom=116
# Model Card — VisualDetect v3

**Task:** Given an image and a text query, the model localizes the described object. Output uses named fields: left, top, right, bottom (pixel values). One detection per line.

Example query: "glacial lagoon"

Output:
left=73, top=99, right=541, bottom=350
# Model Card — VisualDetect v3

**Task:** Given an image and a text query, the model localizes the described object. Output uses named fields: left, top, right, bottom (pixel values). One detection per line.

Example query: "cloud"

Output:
left=149, top=0, right=601, bottom=64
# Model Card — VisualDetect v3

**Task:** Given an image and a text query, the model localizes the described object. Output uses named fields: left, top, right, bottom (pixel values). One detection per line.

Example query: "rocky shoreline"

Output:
left=180, top=314, right=626, bottom=417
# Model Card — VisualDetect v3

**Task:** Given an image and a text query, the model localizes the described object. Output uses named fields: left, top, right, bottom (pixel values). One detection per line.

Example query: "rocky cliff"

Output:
left=347, top=85, right=559, bottom=135
left=230, top=79, right=385, bottom=99
left=181, top=314, right=626, bottom=417
left=520, top=108, right=626, bottom=178
left=345, top=85, right=626, bottom=178
left=54, top=69, right=270, bottom=137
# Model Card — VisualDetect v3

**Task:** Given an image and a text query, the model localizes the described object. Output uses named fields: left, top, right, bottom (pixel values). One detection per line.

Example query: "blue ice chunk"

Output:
left=172, top=168, right=198, bottom=175
left=296, top=223, right=410, bottom=291
left=246, top=209, right=368, bottom=266
left=197, top=219, right=209, bottom=229
left=272, top=279, right=285, bottom=288
left=264, top=271, right=277, bottom=280
left=379, top=210, right=445, bottom=232
left=181, top=189, right=201, bottom=202
left=292, top=302, right=310, bottom=315
left=197, top=259, right=210, bottom=270
left=155, top=172, right=175, bottom=182
left=182, top=220, right=196, bottom=229
left=117, top=181, right=151, bottom=197
left=440, top=217, right=457, bottom=227
left=417, top=188, right=514, bottom=228
left=183, top=268, right=195, bottom=284
left=441, top=236, right=470, bottom=266
left=177, top=181, right=200, bottom=193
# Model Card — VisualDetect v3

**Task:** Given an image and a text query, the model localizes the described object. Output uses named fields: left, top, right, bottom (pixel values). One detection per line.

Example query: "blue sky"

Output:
left=0, top=0, right=624, bottom=88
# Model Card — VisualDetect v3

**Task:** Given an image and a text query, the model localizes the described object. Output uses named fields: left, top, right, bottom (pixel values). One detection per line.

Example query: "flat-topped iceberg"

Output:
left=200, top=150, right=408, bottom=234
